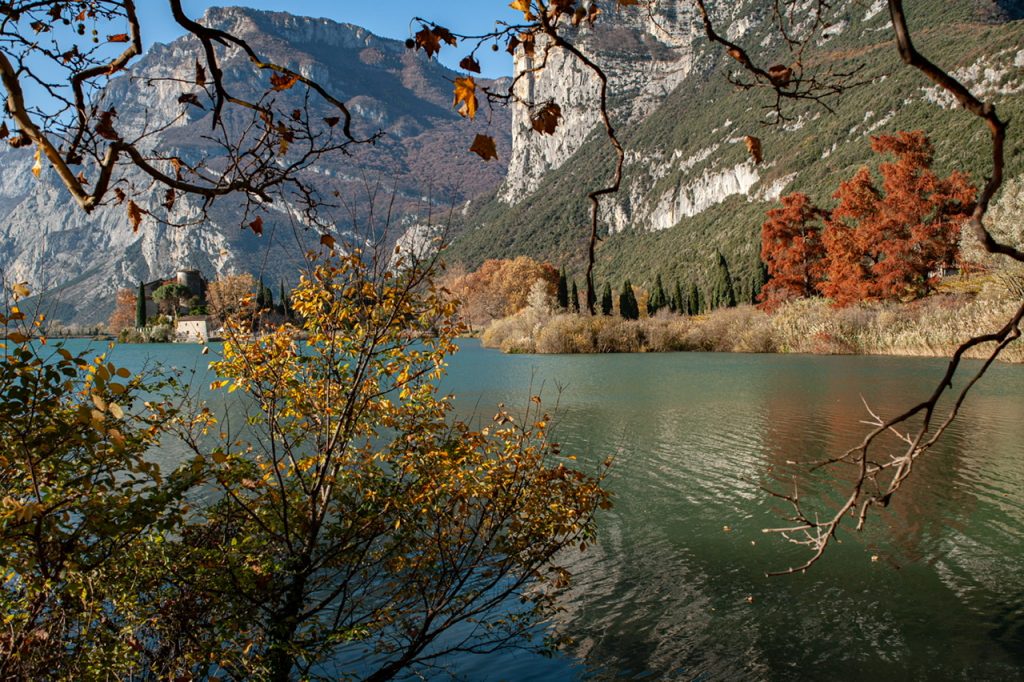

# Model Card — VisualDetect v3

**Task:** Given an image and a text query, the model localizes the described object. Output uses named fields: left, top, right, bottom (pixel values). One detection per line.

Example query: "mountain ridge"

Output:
left=0, top=7, right=511, bottom=324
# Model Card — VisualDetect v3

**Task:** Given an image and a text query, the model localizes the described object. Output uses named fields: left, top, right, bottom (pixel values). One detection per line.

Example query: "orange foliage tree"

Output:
left=206, top=273, right=256, bottom=323
left=759, top=192, right=827, bottom=311
left=106, top=288, right=137, bottom=333
left=443, top=257, right=558, bottom=328
left=822, top=131, right=975, bottom=304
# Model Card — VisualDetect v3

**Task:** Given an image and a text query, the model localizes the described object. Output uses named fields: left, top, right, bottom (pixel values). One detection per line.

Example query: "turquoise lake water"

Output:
left=58, top=338, right=1024, bottom=680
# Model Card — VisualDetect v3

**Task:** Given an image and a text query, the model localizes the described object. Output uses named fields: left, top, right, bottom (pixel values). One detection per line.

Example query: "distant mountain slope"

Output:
left=0, top=7, right=511, bottom=325
left=446, top=0, right=1024, bottom=301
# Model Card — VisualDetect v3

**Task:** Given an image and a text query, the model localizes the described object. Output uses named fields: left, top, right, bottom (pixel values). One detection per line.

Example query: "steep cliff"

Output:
left=0, top=7, right=511, bottom=324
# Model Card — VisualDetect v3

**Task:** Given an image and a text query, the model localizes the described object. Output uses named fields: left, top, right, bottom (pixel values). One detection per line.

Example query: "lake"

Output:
left=70, top=338, right=1024, bottom=680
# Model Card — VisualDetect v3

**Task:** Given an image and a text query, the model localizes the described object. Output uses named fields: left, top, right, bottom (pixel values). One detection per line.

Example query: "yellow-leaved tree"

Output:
left=152, top=251, right=611, bottom=680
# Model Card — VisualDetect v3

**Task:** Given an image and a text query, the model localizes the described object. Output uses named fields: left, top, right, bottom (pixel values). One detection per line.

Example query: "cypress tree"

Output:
left=600, top=283, right=613, bottom=315
left=570, top=280, right=580, bottom=313
left=713, top=251, right=737, bottom=309
left=619, top=280, right=639, bottom=320
left=556, top=268, right=569, bottom=310
left=256, top=279, right=266, bottom=309
left=688, top=283, right=701, bottom=315
left=279, top=280, right=289, bottom=317
left=647, top=274, right=668, bottom=316
left=135, top=281, right=146, bottom=327
left=751, top=259, right=769, bottom=305
left=256, top=279, right=273, bottom=310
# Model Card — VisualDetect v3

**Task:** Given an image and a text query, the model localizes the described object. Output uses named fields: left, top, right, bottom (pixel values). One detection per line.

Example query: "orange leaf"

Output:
left=744, top=135, right=763, bottom=164
left=320, top=234, right=336, bottom=249
left=107, top=33, right=130, bottom=43
left=248, top=216, right=264, bottom=236
left=95, top=109, right=119, bottom=141
left=530, top=102, right=561, bottom=135
left=453, top=76, right=478, bottom=119
left=469, top=134, right=498, bottom=161
left=767, top=64, right=792, bottom=87
left=415, top=27, right=442, bottom=58
left=195, top=60, right=207, bottom=86
left=270, top=72, right=300, bottom=91
left=127, top=200, right=144, bottom=233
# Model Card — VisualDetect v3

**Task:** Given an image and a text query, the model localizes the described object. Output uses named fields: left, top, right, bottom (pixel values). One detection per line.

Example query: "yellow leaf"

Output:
left=509, top=0, right=534, bottom=19
left=210, top=379, right=229, bottom=391
left=91, top=393, right=108, bottom=412
left=32, top=147, right=42, bottom=178
left=109, top=403, right=124, bottom=419
left=453, top=76, right=478, bottom=120
left=11, top=282, right=30, bottom=298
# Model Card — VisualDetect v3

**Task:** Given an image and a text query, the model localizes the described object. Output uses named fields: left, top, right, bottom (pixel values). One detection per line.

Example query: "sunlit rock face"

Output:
left=500, top=0, right=697, bottom=203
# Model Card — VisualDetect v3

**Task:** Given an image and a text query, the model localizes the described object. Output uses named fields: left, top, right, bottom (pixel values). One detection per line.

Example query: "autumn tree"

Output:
left=106, top=287, right=137, bottom=333
left=206, top=273, right=256, bottom=323
left=166, top=253, right=609, bottom=679
left=0, top=284, right=196, bottom=678
left=822, top=131, right=975, bottom=305
left=759, top=192, right=827, bottom=311
left=444, top=257, right=558, bottom=328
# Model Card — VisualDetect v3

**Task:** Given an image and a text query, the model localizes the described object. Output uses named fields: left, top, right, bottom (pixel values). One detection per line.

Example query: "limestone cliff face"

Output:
left=500, top=0, right=697, bottom=202
left=0, top=7, right=511, bottom=324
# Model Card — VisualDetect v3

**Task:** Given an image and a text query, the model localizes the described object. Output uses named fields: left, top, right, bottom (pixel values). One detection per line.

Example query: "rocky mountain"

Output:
left=0, top=7, right=511, bottom=325
left=448, top=0, right=1024, bottom=302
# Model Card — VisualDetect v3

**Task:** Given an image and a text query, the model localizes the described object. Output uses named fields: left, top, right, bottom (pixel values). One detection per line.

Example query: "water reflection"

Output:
left=443, top=346, right=1024, bottom=680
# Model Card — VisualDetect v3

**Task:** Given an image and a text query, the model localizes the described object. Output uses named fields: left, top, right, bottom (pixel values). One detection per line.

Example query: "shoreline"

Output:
left=477, top=296, right=1024, bottom=363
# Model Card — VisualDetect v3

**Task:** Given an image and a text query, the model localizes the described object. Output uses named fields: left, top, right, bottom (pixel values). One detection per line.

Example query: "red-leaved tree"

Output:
left=759, top=192, right=827, bottom=311
left=822, top=131, right=975, bottom=304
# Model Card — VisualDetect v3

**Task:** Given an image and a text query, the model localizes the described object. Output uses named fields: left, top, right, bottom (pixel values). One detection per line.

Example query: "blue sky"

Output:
left=140, top=1, right=521, bottom=77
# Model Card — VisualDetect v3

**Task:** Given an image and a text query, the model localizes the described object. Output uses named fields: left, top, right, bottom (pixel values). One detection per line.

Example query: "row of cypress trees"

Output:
left=556, top=251, right=767, bottom=320
left=556, top=252, right=768, bottom=320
